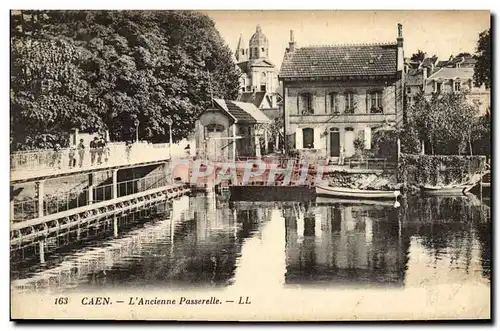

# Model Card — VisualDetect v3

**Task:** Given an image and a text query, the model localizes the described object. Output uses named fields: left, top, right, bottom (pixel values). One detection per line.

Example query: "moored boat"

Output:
left=315, top=185, right=400, bottom=199
left=315, top=196, right=396, bottom=207
left=422, top=184, right=474, bottom=196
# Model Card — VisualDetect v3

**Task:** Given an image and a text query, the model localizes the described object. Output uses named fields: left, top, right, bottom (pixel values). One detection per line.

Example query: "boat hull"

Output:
left=422, top=185, right=473, bottom=196
left=315, top=185, right=398, bottom=199
left=315, top=196, right=395, bottom=207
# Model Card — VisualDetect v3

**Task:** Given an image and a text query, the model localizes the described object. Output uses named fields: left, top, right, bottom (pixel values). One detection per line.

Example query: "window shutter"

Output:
left=309, top=94, right=314, bottom=114
left=353, top=93, right=358, bottom=112
left=325, top=94, right=329, bottom=113
left=295, top=127, right=303, bottom=149
left=297, top=95, right=301, bottom=114
left=314, top=128, right=322, bottom=150
left=366, top=92, right=370, bottom=113
left=364, top=127, right=372, bottom=150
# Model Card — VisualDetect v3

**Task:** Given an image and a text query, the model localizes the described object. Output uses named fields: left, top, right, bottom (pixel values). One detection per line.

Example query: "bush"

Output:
left=398, top=153, right=486, bottom=187
left=372, top=129, right=398, bottom=161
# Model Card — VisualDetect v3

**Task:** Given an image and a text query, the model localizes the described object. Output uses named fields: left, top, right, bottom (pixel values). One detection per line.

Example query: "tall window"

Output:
left=328, top=92, right=339, bottom=113
left=303, top=128, right=314, bottom=149
left=433, top=81, right=442, bottom=94
left=454, top=81, right=461, bottom=92
left=370, top=91, right=383, bottom=113
left=344, top=92, right=355, bottom=113
left=298, top=93, right=313, bottom=114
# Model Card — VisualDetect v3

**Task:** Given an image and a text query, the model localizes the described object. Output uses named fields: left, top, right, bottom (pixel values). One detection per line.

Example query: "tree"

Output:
left=410, top=50, right=426, bottom=63
left=10, top=10, right=241, bottom=150
left=407, top=90, right=483, bottom=155
left=474, top=28, right=491, bottom=88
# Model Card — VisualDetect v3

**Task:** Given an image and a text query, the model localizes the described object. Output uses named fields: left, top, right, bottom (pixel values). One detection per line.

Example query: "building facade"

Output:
left=405, top=54, right=490, bottom=115
left=195, top=99, right=271, bottom=161
left=279, top=25, right=405, bottom=159
left=424, top=66, right=490, bottom=115
left=235, top=25, right=281, bottom=113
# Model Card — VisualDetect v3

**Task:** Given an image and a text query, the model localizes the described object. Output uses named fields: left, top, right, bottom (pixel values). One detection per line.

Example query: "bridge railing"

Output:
left=10, top=142, right=186, bottom=174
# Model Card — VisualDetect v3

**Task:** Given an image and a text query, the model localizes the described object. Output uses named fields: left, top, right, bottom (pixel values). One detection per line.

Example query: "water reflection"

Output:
left=10, top=192, right=490, bottom=294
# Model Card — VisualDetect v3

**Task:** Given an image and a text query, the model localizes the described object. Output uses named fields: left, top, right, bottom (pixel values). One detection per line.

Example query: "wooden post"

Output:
left=87, top=173, right=95, bottom=204
left=232, top=125, right=237, bottom=162
left=113, top=215, right=118, bottom=238
left=35, top=180, right=45, bottom=218
left=397, top=138, right=401, bottom=161
left=39, top=240, right=45, bottom=264
left=111, top=169, right=118, bottom=199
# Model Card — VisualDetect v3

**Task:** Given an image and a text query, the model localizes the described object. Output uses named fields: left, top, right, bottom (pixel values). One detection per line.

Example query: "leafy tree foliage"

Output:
left=11, top=10, right=241, bottom=150
left=406, top=91, right=488, bottom=156
left=474, top=28, right=491, bottom=88
left=410, top=50, right=426, bottom=63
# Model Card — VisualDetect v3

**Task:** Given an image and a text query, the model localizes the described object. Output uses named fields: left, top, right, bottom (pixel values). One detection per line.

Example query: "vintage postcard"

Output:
left=10, top=9, right=491, bottom=321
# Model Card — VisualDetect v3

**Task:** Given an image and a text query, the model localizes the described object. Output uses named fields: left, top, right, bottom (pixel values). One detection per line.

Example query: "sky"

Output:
left=204, top=10, right=490, bottom=69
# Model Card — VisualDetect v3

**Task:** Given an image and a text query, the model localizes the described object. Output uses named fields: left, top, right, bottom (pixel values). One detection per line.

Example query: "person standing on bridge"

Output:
left=52, top=144, right=62, bottom=169
left=68, top=146, right=76, bottom=169
left=96, top=136, right=105, bottom=165
left=77, top=139, right=85, bottom=167
left=90, top=137, right=98, bottom=166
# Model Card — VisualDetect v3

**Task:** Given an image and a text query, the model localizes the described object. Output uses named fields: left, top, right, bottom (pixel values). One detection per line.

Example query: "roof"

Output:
left=421, top=56, right=438, bottom=68
left=212, top=98, right=271, bottom=124
left=427, top=67, right=474, bottom=81
left=436, top=60, right=448, bottom=67
left=230, top=100, right=271, bottom=124
left=237, top=59, right=275, bottom=74
left=279, top=42, right=398, bottom=79
left=237, top=91, right=266, bottom=108
left=406, top=68, right=424, bottom=86
left=237, top=61, right=249, bottom=73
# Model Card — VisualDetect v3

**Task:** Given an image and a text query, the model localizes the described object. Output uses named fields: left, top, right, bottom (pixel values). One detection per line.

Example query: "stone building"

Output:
left=195, top=99, right=271, bottom=161
left=404, top=55, right=438, bottom=107
left=424, top=66, right=490, bottom=115
left=234, top=25, right=281, bottom=116
left=279, top=25, right=405, bottom=159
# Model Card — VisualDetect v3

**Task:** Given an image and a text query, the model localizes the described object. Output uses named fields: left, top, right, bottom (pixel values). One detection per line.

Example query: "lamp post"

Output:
left=166, top=117, right=173, bottom=160
left=134, top=119, right=140, bottom=143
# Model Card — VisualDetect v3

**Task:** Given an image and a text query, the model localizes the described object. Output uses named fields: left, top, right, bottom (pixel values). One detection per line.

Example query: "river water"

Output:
left=10, top=192, right=491, bottom=319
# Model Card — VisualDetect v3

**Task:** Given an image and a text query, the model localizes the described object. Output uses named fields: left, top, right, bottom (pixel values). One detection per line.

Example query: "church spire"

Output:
left=235, top=33, right=248, bottom=63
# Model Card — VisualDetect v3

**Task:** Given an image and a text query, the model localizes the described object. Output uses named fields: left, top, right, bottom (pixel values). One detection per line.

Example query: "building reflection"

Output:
left=285, top=201, right=409, bottom=288
left=11, top=193, right=490, bottom=293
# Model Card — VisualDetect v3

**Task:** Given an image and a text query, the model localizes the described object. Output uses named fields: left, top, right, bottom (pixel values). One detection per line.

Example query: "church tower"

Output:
left=249, top=25, right=269, bottom=61
left=235, top=34, right=248, bottom=63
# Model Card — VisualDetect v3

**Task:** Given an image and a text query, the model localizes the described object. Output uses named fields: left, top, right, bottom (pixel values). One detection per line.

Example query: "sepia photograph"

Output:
left=9, top=8, right=491, bottom=321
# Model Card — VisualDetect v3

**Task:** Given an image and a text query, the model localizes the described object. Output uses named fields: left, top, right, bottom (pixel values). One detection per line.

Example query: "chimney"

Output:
left=288, top=30, right=296, bottom=53
left=397, top=23, right=404, bottom=72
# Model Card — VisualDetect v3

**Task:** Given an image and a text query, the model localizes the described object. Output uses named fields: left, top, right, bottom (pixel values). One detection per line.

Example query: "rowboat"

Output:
left=422, top=184, right=474, bottom=196
left=315, top=196, right=396, bottom=207
left=315, top=185, right=400, bottom=199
